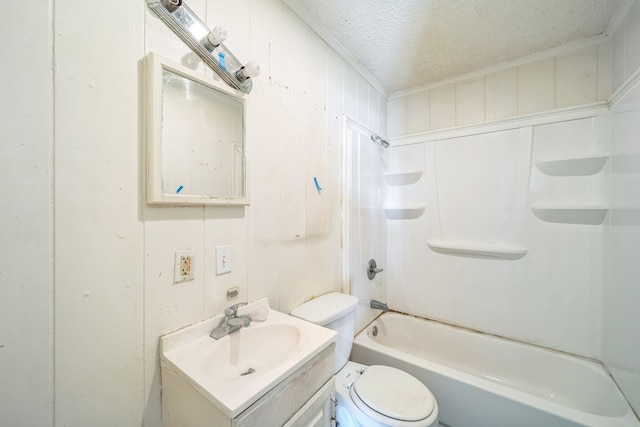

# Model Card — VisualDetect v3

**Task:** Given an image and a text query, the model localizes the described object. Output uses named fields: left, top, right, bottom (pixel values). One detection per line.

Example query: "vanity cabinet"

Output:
left=162, top=343, right=335, bottom=427
left=281, top=378, right=334, bottom=427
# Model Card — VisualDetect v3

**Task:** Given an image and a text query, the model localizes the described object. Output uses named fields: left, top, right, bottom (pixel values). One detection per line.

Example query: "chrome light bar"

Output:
left=147, top=0, right=259, bottom=94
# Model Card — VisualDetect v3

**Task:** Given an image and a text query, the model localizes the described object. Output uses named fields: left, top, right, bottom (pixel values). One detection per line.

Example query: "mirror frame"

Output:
left=144, top=52, right=249, bottom=206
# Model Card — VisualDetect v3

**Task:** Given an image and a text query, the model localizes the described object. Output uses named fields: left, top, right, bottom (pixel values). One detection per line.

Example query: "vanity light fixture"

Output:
left=146, top=0, right=260, bottom=94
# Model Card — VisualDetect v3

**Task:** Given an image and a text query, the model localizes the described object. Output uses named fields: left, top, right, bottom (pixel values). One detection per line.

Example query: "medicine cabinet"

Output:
left=144, top=52, right=248, bottom=205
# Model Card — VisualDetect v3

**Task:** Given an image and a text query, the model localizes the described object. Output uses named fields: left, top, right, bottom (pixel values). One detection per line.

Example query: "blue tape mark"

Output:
left=313, top=177, right=322, bottom=193
left=218, top=52, right=227, bottom=71
left=176, top=185, right=184, bottom=194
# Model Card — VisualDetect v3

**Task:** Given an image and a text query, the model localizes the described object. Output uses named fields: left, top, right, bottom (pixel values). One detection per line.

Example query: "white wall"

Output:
left=53, top=1, right=146, bottom=425
left=5, top=1, right=637, bottom=425
left=0, top=2, right=54, bottom=425
left=344, top=119, right=390, bottom=333
left=143, top=1, right=385, bottom=425
left=1, top=0, right=386, bottom=426
left=605, top=0, right=640, bottom=415
left=384, top=0, right=640, bottom=412
left=387, top=114, right=608, bottom=358
left=607, top=78, right=640, bottom=418
left=611, top=0, right=640, bottom=93
left=385, top=38, right=615, bottom=359
left=388, top=40, right=612, bottom=137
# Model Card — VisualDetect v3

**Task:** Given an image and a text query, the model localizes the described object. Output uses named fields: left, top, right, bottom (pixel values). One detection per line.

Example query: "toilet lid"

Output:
left=351, top=365, right=435, bottom=422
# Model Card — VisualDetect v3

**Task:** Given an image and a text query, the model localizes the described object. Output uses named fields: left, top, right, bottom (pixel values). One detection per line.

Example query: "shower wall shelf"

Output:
left=427, top=241, right=528, bottom=259
left=536, top=153, right=609, bottom=176
left=383, top=206, right=425, bottom=220
left=383, top=171, right=423, bottom=186
left=530, top=204, right=609, bottom=225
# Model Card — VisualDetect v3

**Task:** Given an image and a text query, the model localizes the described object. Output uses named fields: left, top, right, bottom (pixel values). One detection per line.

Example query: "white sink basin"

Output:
left=160, top=298, right=336, bottom=418
left=203, top=323, right=303, bottom=380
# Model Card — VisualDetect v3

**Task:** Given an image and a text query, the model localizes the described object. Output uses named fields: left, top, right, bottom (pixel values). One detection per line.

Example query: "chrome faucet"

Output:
left=370, top=300, right=389, bottom=312
left=210, top=302, right=252, bottom=340
left=367, top=259, right=384, bottom=280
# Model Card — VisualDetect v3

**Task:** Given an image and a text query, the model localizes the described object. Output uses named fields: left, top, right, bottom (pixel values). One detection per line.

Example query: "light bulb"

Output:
left=207, top=26, right=227, bottom=47
left=243, top=62, right=260, bottom=78
left=236, top=61, right=260, bottom=81
left=161, top=0, right=182, bottom=12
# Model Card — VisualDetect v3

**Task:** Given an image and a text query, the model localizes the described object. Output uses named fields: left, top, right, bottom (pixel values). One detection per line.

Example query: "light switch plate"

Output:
left=216, top=244, right=232, bottom=275
left=174, top=249, right=195, bottom=283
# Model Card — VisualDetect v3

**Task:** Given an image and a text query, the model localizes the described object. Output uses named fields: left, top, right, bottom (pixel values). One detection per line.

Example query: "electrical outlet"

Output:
left=180, top=256, right=191, bottom=276
left=216, top=244, right=232, bottom=275
left=174, top=250, right=195, bottom=283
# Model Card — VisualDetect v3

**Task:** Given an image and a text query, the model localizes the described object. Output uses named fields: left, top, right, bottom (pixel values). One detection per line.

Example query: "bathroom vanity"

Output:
left=160, top=298, right=336, bottom=426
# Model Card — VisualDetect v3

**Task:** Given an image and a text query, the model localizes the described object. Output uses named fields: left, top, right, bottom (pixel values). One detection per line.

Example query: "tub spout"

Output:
left=370, top=300, right=389, bottom=312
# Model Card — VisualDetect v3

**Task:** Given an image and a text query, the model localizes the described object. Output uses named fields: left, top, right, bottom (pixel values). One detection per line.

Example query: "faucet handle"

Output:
left=367, top=259, right=384, bottom=280
left=225, top=302, right=248, bottom=317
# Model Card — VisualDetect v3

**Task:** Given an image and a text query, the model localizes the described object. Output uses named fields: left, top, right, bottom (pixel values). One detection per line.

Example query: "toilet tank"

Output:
left=291, top=292, right=359, bottom=373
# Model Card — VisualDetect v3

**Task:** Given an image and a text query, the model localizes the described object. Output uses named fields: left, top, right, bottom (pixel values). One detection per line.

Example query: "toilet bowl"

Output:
left=335, top=361, right=438, bottom=427
left=291, top=292, right=439, bottom=427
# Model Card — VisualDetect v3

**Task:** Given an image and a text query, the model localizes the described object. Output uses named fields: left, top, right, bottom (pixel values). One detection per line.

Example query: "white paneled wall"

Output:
left=3, top=0, right=640, bottom=425
left=518, top=58, right=556, bottom=114
left=455, top=77, right=485, bottom=126
left=485, top=68, right=518, bottom=121
left=429, top=85, right=456, bottom=130
left=345, top=119, right=390, bottom=333
left=143, top=1, right=386, bottom=426
left=612, top=0, right=640, bottom=91
left=0, top=3, right=54, bottom=426
left=389, top=42, right=612, bottom=137
left=556, top=47, right=598, bottom=108
left=386, top=116, right=606, bottom=358
left=384, top=0, right=640, bottom=413
left=608, top=80, right=640, bottom=417
left=54, top=0, right=145, bottom=426
left=606, top=0, right=640, bottom=416
left=2, top=0, right=385, bottom=426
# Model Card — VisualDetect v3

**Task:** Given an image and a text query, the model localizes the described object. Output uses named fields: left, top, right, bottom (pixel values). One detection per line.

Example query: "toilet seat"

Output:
left=349, top=365, right=435, bottom=425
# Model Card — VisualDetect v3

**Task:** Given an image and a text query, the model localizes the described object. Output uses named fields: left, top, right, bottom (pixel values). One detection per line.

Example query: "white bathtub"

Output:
left=351, top=312, right=639, bottom=427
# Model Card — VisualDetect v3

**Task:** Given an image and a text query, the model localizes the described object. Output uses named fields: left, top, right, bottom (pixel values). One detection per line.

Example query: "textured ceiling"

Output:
left=285, top=0, right=626, bottom=94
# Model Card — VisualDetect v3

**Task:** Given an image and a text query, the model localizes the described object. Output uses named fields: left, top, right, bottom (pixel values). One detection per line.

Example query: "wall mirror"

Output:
left=145, top=52, right=248, bottom=205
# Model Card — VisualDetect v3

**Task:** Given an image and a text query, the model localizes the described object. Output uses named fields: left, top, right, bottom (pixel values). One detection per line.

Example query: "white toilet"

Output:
left=291, top=292, right=439, bottom=427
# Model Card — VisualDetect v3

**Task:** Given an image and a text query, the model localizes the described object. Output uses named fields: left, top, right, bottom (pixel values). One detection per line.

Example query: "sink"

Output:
left=160, top=298, right=336, bottom=418
left=203, top=324, right=304, bottom=380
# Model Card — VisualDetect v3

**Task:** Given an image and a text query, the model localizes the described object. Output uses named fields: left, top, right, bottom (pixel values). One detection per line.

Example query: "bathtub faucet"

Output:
left=370, top=300, right=389, bottom=312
